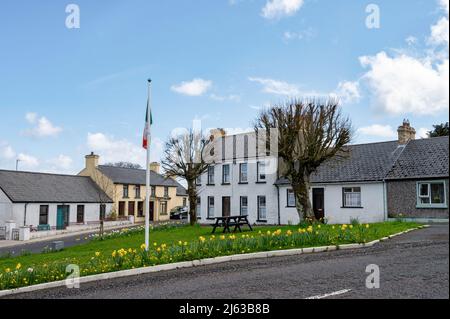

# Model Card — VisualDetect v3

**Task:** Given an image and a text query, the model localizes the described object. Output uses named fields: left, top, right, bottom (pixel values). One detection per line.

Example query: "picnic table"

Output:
left=211, top=215, right=253, bottom=234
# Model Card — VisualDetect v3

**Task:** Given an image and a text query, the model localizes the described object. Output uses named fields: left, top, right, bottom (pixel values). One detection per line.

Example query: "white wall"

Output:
left=2, top=203, right=112, bottom=228
left=0, top=188, right=13, bottom=225
left=279, top=182, right=386, bottom=225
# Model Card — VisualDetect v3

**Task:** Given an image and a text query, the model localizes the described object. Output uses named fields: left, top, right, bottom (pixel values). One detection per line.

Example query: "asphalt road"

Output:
left=4, top=224, right=449, bottom=299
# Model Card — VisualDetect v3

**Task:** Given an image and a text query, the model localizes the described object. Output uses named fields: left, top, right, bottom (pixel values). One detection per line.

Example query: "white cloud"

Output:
left=87, top=133, right=163, bottom=166
left=0, top=143, right=15, bottom=160
left=17, top=153, right=39, bottom=169
left=429, top=16, right=449, bottom=47
left=248, top=77, right=301, bottom=96
left=47, top=155, right=73, bottom=170
left=210, top=94, right=241, bottom=102
left=357, top=125, right=397, bottom=139
left=283, top=28, right=316, bottom=41
left=171, top=78, right=212, bottom=96
left=359, top=52, right=449, bottom=115
left=24, top=113, right=63, bottom=138
left=334, top=81, right=361, bottom=104
left=417, top=127, right=430, bottom=139
left=261, top=0, right=304, bottom=20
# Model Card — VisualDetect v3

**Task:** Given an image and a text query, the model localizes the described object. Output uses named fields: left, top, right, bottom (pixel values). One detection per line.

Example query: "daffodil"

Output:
left=16, top=263, right=21, bottom=270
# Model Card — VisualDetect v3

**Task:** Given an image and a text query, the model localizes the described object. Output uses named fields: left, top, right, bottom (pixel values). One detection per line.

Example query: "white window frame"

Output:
left=257, top=196, right=267, bottom=221
left=240, top=196, right=248, bottom=216
left=222, top=164, right=231, bottom=184
left=342, top=187, right=362, bottom=208
left=287, top=189, right=296, bottom=207
left=257, top=161, right=266, bottom=182
left=416, top=181, right=448, bottom=208
left=207, top=166, right=215, bottom=185
left=240, top=163, right=248, bottom=183
left=207, top=196, right=215, bottom=219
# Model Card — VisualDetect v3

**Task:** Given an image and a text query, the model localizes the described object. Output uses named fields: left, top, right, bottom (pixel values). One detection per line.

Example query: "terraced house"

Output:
left=198, top=121, right=449, bottom=225
left=78, top=153, right=188, bottom=223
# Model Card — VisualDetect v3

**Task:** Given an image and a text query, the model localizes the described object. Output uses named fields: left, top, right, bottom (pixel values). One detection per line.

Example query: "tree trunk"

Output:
left=292, top=178, right=314, bottom=221
left=187, top=180, right=197, bottom=226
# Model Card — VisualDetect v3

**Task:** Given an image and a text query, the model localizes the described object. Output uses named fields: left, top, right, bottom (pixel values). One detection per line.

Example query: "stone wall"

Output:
left=387, top=179, right=449, bottom=219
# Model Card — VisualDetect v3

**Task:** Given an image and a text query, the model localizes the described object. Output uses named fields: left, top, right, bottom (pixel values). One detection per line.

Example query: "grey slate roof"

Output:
left=0, top=170, right=112, bottom=203
left=97, top=165, right=184, bottom=191
left=385, top=136, right=449, bottom=180
left=276, top=136, right=449, bottom=185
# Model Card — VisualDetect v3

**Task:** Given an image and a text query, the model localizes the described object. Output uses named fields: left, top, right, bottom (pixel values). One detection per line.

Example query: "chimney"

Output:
left=397, top=119, right=416, bottom=145
left=85, top=152, right=99, bottom=170
left=150, top=162, right=160, bottom=174
left=209, top=128, right=226, bottom=141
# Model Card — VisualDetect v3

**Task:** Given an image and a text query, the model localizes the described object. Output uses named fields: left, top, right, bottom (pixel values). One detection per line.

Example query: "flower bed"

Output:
left=0, top=222, right=419, bottom=291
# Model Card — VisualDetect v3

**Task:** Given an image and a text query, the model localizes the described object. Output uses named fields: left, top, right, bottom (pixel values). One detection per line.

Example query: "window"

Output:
left=196, top=175, right=202, bottom=186
left=257, top=196, right=267, bottom=221
left=39, top=205, right=49, bottom=225
left=257, top=161, right=266, bottom=182
left=77, top=205, right=85, bottom=224
left=287, top=189, right=296, bottom=207
left=151, top=186, right=156, bottom=197
left=196, top=197, right=201, bottom=216
left=135, top=185, right=141, bottom=199
left=207, top=166, right=215, bottom=185
left=342, top=187, right=362, bottom=208
left=100, top=204, right=106, bottom=221
left=222, top=164, right=230, bottom=184
left=240, top=163, right=248, bottom=183
left=183, top=197, right=187, bottom=207
left=417, top=181, right=447, bottom=208
left=164, top=186, right=169, bottom=198
left=160, top=201, right=168, bottom=215
left=244, top=135, right=249, bottom=160
left=208, top=196, right=215, bottom=219
left=123, top=185, right=129, bottom=198
left=138, top=201, right=144, bottom=217
left=240, top=196, right=248, bottom=216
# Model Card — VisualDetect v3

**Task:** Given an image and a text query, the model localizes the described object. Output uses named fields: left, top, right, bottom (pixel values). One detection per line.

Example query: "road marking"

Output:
left=305, top=289, right=352, bottom=299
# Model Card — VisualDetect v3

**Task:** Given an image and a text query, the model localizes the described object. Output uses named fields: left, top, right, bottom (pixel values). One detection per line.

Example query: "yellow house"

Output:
left=78, top=153, right=188, bottom=223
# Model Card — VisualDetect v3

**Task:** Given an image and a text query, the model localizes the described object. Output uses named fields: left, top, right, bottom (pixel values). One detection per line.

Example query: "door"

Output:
left=222, top=197, right=231, bottom=217
left=57, top=205, right=69, bottom=230
left=128, top=202, right=135, bottom=216
left=149, top=201, right=155, bottom=221
left=312, top=188, right=325, bottom=220
left=118, top=202, right=125, bottom=217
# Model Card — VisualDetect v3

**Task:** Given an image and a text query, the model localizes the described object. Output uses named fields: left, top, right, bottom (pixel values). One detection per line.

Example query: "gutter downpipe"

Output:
left=23, top=203, right=28, bottom=227
left=276, top=184, right=281, bottom=226
left=382, top=180, right=388, bottom=221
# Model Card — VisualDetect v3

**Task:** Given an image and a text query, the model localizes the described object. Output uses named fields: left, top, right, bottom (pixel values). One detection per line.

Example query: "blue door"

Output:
left=57, top=205, right=69, bottom=230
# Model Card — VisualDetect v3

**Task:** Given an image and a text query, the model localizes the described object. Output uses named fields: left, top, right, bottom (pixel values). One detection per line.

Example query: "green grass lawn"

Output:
left=0, top=221, right=420, bottom=270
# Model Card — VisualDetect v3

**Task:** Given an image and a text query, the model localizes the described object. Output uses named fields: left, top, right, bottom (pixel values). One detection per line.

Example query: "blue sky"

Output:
left=0, top=0, right=448, bottom=173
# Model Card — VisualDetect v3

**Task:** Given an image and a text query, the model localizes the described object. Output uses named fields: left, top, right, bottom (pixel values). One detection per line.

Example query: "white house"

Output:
left=0, top=170, right=113, bottom=232
left=197, top=129, right=280, bottom=225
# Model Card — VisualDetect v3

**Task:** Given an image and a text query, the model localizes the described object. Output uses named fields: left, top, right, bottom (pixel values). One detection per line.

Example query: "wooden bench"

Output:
left=211, top=215, right=253, bottom=234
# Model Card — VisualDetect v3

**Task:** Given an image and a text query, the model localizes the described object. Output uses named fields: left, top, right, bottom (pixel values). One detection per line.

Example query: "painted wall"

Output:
left=0, top=188, right=13, bottom=224
left=198, top=132, right=279, bottom=225
left=1, top=202, right=113, bottom=228
left=279, top=182, right=386, bottom=225
left=387, top=179, right=449, bottom=219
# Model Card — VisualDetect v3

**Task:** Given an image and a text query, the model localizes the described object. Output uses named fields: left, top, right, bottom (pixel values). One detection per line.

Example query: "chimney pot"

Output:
left=398, top=119, right=416, bottom=145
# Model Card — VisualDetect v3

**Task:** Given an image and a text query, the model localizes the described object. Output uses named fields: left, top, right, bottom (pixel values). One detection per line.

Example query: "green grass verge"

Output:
left=0, top=221, right=420, bottom=290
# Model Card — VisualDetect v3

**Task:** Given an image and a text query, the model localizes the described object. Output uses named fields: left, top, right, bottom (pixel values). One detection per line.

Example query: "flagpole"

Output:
left=145, top=79, right=152, bottom=251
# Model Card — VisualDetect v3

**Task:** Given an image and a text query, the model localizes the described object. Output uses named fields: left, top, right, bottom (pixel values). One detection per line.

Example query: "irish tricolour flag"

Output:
left=143, top=100, right=153, bottom=150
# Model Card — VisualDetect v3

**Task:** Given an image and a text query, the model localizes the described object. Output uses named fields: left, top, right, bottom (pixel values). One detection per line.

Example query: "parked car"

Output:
left=170, top=206, right=188, bottom=220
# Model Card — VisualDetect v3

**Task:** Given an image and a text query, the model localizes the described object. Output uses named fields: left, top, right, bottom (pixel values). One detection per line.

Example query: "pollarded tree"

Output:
left=162, top=129, right=214, bottom=225
left=255, top=99, right=352, bottom=221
